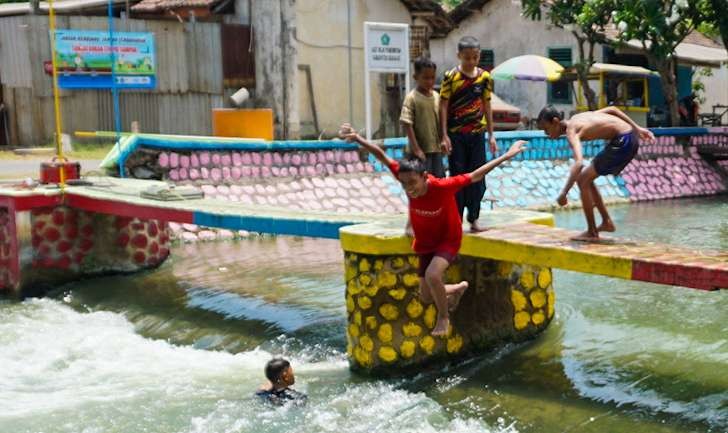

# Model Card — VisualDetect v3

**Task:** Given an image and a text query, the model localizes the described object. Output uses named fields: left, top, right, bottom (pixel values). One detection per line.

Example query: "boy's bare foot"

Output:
left=469, top=221, right=488, bottom=233
left=447, top=281, right=469, bottom=312
left=432, top=316, right=449, bottom=336
left=597, top=220, right=615, bottom=232
left=570, top=230, right=600, bottom=242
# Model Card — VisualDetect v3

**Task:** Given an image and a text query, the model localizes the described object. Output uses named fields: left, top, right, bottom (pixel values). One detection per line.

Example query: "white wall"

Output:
left=430, top=0, right=603, bottom=120
left=296, top=0, right=412, bottom=137
left=701, top=64, right=728, bottom=117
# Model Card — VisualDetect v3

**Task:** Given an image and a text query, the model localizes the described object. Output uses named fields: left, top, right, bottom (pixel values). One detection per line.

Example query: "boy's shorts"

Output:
left=417, top=251, right=457, bottom=277
left=593, top=132, right=639, bottom=176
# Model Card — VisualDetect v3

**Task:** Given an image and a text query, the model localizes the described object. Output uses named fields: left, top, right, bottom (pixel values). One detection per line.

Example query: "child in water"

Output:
left=255, top=358, right=307, bottom=406
left=340, top=123, right=526, bottom=336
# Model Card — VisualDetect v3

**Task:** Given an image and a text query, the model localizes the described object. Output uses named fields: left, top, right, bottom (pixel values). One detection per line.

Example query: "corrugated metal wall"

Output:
left=0, top=15, right=227, bottom=146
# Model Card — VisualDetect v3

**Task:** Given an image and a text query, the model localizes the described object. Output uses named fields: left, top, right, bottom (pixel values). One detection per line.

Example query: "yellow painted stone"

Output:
left=378, top=271, right=397, bottom=288
left=357, top=296, right=372, bottom=310
left=419, top=335, right=436, bottom=354
left=359, top=258, right=371, bottom=272
left=364, top=283, right=380, bottom=297
left=511, top=289, right=527, bottom=312
left=347, top=343, right=354, bottom=357
left=407, top=255, right=419, bottom=267
left=497, top=261, right=513, bottom=277
left=406, top=298, right=424, bottom=319
left=400, top=340, right=416, bottom=358
left=446, top=334, right=463, bottom=353
left=514, top=311, right=531, bottom=330
left=532, top=310, right=545, bottom=326
left=403, top=273, right=419, bottom=287
left=374, top=260, right=384, bottom=271
left=520, top=271, right=536, bottom=291
left=347, top=279, right=361, bottom=295
left=402, top=322, right=423, bottom=338
left=360, top=334, right=374, bottom=351
left=388, top=288, right=407, bottom=300
left=391, top=257, right=405, bottom=269
left=538, top=268, right=552, bottom=289
left=358, top=273, right=373, bottom=287
left=445, top=265, right=461, bottom=283
left=377, top=323, right=393, bottom=343
left=547, top=290, right=555, bottom=318
left=348, top=323, right=360, bottom=338
left=345, top=265, right=357, bottom=282
left=378, top=346, right=398, bottom=363
left=354, top=346, right=372, bottom=367
left=365, top=316, right=378, bottom=330
left=379, top=304, right=400, bottom=321
left=346, top=295, right=355, bottom=313
left=530, top=290, right=547, bottom=309
left=354, top=311, right=362, bottom=326
left=424, top=304, right=437, bottom=329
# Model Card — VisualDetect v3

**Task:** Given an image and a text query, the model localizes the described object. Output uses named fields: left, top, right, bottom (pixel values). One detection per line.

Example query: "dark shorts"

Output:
left=593, top=132, right=639, bottom=176
left=417, top=251, right=457, bottom=277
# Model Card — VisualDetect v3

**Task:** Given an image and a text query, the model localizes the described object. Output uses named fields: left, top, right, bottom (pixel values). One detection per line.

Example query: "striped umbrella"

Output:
left=491, top=55, right=564, bottom=82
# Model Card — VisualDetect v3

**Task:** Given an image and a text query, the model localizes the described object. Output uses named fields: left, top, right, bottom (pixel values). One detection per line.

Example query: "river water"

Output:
left=1, top=198, right=726, bottom=433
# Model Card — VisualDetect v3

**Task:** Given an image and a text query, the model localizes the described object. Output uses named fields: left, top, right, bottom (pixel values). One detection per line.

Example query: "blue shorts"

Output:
left=593, top=132, right=639, bottom=176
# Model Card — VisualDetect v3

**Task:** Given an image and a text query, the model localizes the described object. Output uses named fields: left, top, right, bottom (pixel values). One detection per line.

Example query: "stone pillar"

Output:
left=342, top=252, right=554, bottom=374
left=14, top=206, right=171, bottom=294
left=0, top=204, right=20, bottom=292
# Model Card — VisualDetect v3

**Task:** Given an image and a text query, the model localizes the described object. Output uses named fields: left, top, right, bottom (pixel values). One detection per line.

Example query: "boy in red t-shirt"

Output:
left=340, top=123, right=526, bottom=336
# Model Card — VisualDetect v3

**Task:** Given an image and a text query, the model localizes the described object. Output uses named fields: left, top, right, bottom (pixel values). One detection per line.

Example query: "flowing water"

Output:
left=1, top=197, right=727, bottom=433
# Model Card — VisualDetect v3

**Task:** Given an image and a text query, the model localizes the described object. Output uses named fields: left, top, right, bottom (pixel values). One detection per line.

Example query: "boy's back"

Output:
left=568, top=111, right=633, bottom=142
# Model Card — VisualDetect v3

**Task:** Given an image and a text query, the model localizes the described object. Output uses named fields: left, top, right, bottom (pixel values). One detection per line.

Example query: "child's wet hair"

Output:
left=264, top=358, right=290, bottom=382
left=537, top=105, right=562, bottom=123
left=414, top=57, right=436, bottom=75
left=398, top=158, right=427, bottom=174
left=457, top=36, right=480, bottom=52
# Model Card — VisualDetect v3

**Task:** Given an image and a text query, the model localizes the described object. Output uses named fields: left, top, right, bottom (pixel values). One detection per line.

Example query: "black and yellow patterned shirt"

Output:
left=440, top=67, right=492, bottom=134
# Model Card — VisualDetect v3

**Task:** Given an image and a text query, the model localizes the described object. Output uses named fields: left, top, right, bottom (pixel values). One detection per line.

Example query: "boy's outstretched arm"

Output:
left=338, top=123, right=395, bottom=167
left=558, top=126, right=584, bottom=205
left=469, top=140, right=527, bottom=183
left=597, top=106, right=656, bottom=143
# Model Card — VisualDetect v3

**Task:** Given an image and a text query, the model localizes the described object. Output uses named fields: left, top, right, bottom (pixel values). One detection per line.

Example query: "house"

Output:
left=429, top=0, right=728, bottom=125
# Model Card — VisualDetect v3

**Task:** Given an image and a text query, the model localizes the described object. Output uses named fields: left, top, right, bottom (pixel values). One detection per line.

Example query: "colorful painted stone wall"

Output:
left=0, top=206, right=19, bottom=292
left=16, top=206, right=171, bottom=292
left=343, top=252, right=554, bottom=373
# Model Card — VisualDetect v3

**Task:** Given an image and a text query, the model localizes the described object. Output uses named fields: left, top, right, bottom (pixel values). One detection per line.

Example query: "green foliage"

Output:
left=692, top=67, right=713, bottom=105
left=0, top=0, right=27, bottom=3
left=436, top=0, right=464, bottom=9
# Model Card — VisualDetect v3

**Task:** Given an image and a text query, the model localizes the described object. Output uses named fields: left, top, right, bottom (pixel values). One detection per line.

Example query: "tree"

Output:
left=707, top=0, right=728, bottom=50
left=613, top=0, right=713, bottom=126
left=521, top=0, right=614, bottom=110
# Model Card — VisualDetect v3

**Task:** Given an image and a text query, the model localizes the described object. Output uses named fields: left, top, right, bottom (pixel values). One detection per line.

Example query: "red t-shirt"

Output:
left=388, top=161, right=472, bottom=255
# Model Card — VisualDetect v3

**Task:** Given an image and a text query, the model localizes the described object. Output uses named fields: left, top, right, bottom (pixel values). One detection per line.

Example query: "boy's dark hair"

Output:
left=537, top=105, right=562, bottom=123
left=265, top=358, right=290, bottom=383
left=398, top=158, right=426, bottom=174
left=414, top=57, right=436, bottom=75
left=457, top=36, right=480, bottom=52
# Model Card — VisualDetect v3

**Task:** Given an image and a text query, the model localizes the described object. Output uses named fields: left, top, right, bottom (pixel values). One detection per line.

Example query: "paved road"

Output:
left=0, top=158, right=102, bottom=179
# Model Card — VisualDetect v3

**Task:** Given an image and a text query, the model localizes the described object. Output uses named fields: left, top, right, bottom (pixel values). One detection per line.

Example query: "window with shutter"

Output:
left=479, top=49, right=495, bottom=71
left=548, top=47, right=572, bottom=104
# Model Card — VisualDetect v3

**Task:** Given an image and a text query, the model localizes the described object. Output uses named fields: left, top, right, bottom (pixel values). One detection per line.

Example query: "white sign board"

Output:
left=366, top=24, right=409, bottom=73
left=364, top=22, right=410, bottom=140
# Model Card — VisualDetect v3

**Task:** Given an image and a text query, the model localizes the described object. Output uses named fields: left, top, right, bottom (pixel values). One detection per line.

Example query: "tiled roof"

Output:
left=399, top=0, right=454, bottom=37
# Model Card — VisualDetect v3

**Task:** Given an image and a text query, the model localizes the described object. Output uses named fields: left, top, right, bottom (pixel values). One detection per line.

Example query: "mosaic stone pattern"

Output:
left=343, top=252, right=553, bottom=373
left=29, top=206, right=170, bottom=274
left=0, top=207, right=17, bottom=291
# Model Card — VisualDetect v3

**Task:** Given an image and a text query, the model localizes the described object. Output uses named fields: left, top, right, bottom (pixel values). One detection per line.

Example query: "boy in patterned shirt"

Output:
left=439, top=36, right=497, bottom=233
